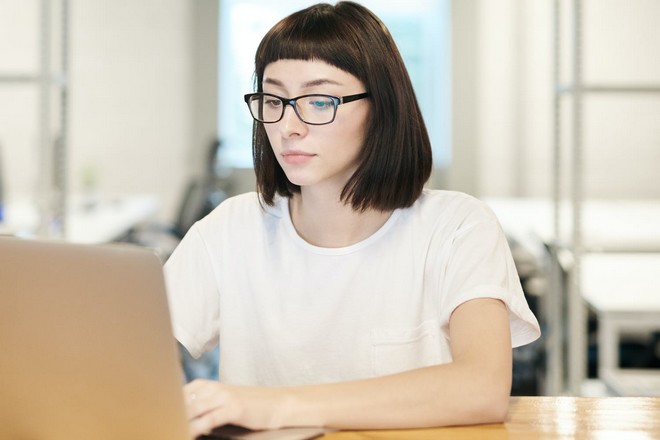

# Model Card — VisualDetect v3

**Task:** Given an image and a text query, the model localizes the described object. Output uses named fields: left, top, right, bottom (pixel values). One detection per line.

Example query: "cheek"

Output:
left=337, top=112, right=368, bottom=150
left=340, top=103, right=369, bottom=136
left=263, top=125, right=279, bottom=148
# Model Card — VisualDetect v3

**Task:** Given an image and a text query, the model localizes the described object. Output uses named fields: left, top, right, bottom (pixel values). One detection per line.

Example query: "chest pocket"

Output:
left=370, top=320, right=447, bottom=376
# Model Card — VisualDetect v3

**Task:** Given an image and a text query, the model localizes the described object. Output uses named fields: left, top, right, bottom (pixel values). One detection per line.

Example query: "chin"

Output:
left=285, top=175, right=316, bottom=187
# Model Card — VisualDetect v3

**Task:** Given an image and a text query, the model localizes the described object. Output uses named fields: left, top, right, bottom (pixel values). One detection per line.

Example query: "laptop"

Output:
left=0, top=237, right=329, bottom=440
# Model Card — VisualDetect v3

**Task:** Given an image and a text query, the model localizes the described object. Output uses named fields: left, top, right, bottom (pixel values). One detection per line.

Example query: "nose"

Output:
left=279, top=103, right=307, bottom=137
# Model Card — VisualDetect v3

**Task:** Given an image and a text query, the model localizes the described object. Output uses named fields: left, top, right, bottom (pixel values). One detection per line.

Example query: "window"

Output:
left=218, top=0, right=450, bottom=169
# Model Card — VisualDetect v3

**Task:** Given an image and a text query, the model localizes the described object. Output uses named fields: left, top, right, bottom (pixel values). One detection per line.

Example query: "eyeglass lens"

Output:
left=247, top=94, right=337, bottom=125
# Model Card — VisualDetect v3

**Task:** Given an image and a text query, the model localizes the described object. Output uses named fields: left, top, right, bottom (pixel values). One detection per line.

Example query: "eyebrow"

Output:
left=263, top=77, right=343, bottom=88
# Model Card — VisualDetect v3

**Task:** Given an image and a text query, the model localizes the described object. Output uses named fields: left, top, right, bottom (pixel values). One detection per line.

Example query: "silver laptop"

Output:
left=0, top=237, right=329, bottom=440
left=0, top=237, right=190, bottom=439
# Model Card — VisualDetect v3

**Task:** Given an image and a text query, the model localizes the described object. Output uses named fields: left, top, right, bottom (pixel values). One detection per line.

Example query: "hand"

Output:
left=183, top=379, right=288, bottom=438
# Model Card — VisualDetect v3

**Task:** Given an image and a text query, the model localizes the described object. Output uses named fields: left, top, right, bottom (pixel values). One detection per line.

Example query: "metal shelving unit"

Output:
left=552, top=0, right=660, bottom=396
left=0, top=0, right=70, bottom=238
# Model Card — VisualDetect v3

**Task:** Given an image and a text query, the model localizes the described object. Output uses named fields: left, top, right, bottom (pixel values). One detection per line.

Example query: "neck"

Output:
left=289, top=191, right=392, bottom=248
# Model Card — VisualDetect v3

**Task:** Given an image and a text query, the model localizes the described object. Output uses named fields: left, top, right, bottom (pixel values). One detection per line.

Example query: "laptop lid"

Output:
left=0, top=237, right=190, bottom=440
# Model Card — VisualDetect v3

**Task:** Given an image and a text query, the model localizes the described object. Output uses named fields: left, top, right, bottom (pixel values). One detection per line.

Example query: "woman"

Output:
left=164, top=2, right=540, bottom=437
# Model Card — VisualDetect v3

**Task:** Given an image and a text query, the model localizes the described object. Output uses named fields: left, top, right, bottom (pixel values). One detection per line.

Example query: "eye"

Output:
left=308, top=98, right=334, bottom=110
left=264, top=98, right=283, bottom=108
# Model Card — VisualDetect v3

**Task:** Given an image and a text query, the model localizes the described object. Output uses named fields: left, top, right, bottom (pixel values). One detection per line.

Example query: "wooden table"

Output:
left=321, top=396, right=660, bottom=439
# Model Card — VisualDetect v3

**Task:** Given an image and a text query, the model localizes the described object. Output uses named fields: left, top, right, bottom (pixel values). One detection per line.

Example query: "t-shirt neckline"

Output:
left=280, top=197, right=402, bottom=255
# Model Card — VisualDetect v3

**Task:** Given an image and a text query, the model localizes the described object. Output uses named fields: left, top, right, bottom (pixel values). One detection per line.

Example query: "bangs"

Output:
left=254, top=5, right=364, bottom=87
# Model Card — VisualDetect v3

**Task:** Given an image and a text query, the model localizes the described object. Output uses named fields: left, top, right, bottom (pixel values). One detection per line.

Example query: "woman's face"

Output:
left=261, top=59, right=370, bottom=193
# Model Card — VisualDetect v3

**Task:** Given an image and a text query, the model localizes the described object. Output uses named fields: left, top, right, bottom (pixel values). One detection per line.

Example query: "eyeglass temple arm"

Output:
left=340, top=92, right=370, bottom=104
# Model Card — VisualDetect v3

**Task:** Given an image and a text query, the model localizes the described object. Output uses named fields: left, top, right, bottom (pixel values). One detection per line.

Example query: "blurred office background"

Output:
left=1, top=0, right=659, bottom=397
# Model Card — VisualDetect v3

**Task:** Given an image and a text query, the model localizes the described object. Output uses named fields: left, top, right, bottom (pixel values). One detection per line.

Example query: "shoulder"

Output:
left=411, top=189, right=500, bottom=228
left=193, top=192, right=288, bottom=236
left=199, top=192, right=284, bottom=222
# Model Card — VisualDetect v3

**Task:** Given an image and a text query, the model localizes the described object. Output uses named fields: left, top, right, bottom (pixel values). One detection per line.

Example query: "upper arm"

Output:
left=448, top=298, right=513, bottom=396
left=164, top=226, right=220, bottom=357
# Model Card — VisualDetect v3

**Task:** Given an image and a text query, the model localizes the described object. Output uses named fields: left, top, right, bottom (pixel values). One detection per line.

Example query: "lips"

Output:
left=281, top=150, right=316, bottom=164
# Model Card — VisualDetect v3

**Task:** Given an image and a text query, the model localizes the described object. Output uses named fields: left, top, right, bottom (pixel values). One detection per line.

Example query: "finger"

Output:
left=185, top=392, right=203, bottom=420
left=183, top=378, right=210, bottom=397
left=186, top=393, right=217, bottom=421
left=189, top=403, right=234, bottom=438
left=183, top=381, right=213, bottom=420
left=186, top=383, right=230, bottom=421
left=183, top=379, right=217, bottom=414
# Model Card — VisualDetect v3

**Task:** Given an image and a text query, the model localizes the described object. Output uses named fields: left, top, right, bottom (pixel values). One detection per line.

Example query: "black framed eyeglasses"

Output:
left=243, top=92, right=370, bottom=125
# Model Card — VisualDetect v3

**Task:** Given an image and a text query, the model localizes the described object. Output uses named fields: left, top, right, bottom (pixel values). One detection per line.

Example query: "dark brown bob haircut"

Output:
left=252, top=1, right=433, bottom=212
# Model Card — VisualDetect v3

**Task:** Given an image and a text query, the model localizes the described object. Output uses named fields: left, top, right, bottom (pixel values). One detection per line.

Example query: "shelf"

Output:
left=2, top=0, right=70, bottom=238
left=0, top=73, right=68, bottom=86
left=557, top=84, right=660, bottom=94
left=552, top=0, right=660, bottom=398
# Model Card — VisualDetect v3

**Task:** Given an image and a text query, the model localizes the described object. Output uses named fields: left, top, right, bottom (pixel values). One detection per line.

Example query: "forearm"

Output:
left=185, top=299, right=513, bottom=435
left=278, top=299, right=513, bottom=430
left=279, top=360, right=511, bottom=430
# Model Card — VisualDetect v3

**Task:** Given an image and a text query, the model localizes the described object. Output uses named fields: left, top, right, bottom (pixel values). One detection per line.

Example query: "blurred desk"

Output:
left=0, top=194, right=159, bottom=244
left=483, top=197, right=660, bottom=395
left=322, top=396, right=660, bottom=439
left=582, top=253, right=660, bottom=396
left=483, top=197, right=660, bottom=252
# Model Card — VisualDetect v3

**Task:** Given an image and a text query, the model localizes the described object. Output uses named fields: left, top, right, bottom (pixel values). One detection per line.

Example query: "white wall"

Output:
left=451, top=0, right=660, bottom=199
left=0, top=0, right=199, bottom=222
left=0, top=1, right=41, bottom=205
left=71, top=0, right=194, bottom=220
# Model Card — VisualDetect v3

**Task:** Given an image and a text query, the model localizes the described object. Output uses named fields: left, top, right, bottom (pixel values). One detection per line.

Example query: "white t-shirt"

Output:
left=164, top=189, right=540, bottom=387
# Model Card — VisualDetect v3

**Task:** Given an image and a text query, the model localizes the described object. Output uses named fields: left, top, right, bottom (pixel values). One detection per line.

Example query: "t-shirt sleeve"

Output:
left=437, top=207, right=541, bottom=348
left=164, top=225, right=220, bottom=358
